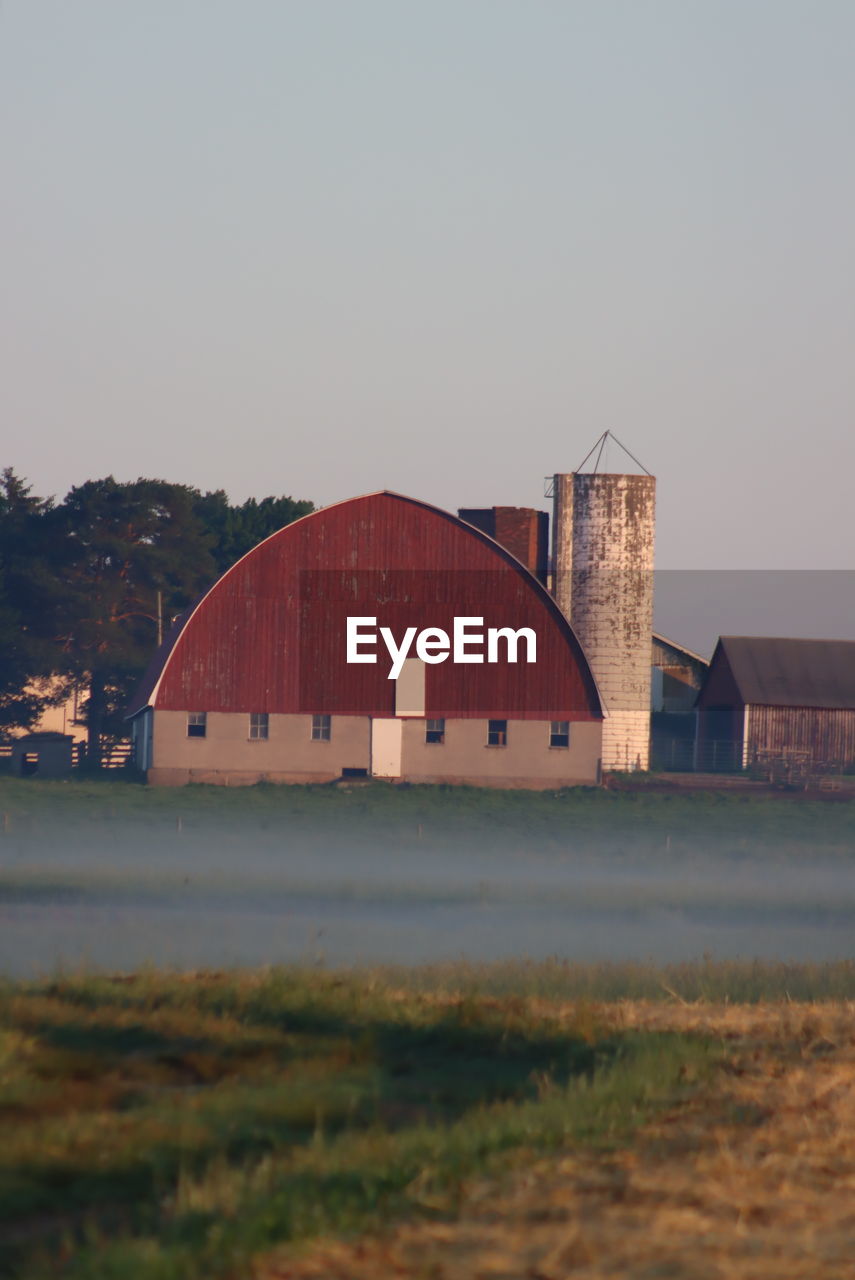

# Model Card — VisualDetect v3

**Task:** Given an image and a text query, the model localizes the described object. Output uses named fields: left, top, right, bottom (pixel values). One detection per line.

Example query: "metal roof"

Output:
left=652, top=631, right=709, bottom=666
left=716, top=636, right=855, bottom=709
left=127, top=490, right=604, bottom=721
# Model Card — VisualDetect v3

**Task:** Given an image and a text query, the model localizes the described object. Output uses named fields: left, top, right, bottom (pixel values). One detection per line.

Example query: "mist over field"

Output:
left=1, top=783, right=854, bottom=980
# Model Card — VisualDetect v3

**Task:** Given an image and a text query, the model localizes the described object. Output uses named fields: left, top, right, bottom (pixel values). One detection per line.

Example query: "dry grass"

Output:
left=253, top=1000, right=855, bottom=1280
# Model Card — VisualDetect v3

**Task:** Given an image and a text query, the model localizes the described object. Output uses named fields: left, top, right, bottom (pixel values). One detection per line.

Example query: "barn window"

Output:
left=550, top=721, right=570, bottom=748
left=249, top=713, right=269, bottom=740
left=487, top=719, right=507, bottom=747
left=425, top=718, right=445, bottom=744
left=311, top=714, right=331, bottom=742
left=187, top=712, right=207, bottom=738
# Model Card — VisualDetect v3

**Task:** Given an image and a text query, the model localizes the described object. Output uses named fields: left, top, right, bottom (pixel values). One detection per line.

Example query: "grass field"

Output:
left=1, top=961, right=855, bottom=1277
left=3, top=774, right=855, bottom=977
left=263, top=991, right=855, bottom=1280
left=0, top=966, right=723, bottom=1279
left=1, top=778, right=854, bottom=1275
left=2, top=772, right=855, bottom=844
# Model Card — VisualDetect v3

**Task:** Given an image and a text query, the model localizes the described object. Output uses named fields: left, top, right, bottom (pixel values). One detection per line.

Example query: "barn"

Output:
left=696, top=636, right=855, bottom=772
left=127, top=491, right=604, bottom=787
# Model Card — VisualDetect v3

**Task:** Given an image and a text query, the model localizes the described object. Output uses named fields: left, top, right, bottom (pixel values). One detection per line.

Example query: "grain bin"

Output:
left=551, top=441, right=655, bottom=771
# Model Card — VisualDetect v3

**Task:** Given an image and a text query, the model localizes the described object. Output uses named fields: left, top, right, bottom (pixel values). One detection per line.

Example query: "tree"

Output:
left=0, top=469, right=63, bottom=735
left=51, top=478, right=217, bottom=764
left=0, top=470, right=315, bottom=758
left=194, top=491, right=314, bottom=578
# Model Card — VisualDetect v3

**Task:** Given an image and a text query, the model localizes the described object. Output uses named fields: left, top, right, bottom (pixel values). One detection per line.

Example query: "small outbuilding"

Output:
left=650, top=633, right=709, bottom=770
left=696, top=636, right=855, bottom=772
left=10, top=732, right=75, bottom=778
left=651, top=633, right=708, bottom=715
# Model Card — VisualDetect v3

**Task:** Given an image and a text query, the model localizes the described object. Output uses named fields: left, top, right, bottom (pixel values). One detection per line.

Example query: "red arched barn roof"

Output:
left=132, top=492, right=602, bottom=721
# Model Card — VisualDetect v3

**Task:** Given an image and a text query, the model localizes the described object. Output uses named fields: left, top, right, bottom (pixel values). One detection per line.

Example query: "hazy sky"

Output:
left=2, top=1, right=853, bottom=572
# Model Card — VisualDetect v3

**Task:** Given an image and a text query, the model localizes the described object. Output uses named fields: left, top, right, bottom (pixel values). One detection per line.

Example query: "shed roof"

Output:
left=652, top=632, right=709, bottom=667
left=714, top=636, right=855, bottom=709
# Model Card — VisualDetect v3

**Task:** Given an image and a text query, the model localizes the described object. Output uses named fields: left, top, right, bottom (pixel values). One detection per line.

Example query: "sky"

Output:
left=2, top=1, right=854, bottom=586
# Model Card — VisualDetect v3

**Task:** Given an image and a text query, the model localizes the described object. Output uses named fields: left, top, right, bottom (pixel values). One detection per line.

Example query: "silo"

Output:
left=551, top=447, right=655, bottom=771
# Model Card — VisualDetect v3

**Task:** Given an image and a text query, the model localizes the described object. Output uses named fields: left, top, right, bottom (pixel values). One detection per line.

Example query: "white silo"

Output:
left=551, top=434, right=655, bottom=771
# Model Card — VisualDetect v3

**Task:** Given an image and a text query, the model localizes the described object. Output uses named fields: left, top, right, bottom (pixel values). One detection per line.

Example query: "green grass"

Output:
left=3, top=774, right=855, bottom=860
left=0, top=967, right=720, bottom=1279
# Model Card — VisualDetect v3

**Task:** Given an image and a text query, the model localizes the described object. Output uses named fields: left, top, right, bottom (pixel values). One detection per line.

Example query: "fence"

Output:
left=650, top=737, right=745, bottom=773
left=0, top=740, right=134, bottom=771
left=651, top=737, right=855, bottom=780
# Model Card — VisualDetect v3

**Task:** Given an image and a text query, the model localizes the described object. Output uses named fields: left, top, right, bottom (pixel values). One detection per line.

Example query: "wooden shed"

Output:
left=697, top=636, right=855, bottom=772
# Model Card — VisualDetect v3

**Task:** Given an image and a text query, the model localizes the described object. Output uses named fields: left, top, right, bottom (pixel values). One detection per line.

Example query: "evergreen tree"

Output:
left=52, top=478, right=216, bottom=763
left=0, top=471, right=314, bottom=758
left=0, top=469, right=62, bottom=734
left=194, top=491, right=313, bottom=577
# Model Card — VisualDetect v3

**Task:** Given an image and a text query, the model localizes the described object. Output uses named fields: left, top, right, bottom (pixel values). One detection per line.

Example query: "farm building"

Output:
left=650, top=633, right=709, bottom=771
left=460, top=461, right=658, bottom=773
left=550, top=469, right=656, bottom=770
left=127, top=491, right=603, bottom=788
left=696, top=636, right=855, bottom=772
left=651, top=633, right=708, bottom=715
left=460, top=501, right=713, bottom=775
left=9, top=732, right=74, bottom=779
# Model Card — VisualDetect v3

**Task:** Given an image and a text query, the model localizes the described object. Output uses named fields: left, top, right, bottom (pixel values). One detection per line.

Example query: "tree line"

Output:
left=0, top=470, right=313, bottom=762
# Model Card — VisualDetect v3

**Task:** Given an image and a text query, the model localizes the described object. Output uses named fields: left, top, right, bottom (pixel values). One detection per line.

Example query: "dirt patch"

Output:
left=252, top=1001, right=855, bottom=1279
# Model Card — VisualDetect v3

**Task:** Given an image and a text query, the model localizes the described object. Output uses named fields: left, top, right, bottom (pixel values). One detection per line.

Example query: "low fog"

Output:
left=1, top=812, right=853, bottom=979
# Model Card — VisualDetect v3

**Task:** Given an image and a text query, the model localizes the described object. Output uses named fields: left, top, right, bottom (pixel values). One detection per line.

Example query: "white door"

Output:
left=395, top=658, right=425, bottom=716
left=371, top=718, right=402, bottom=777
